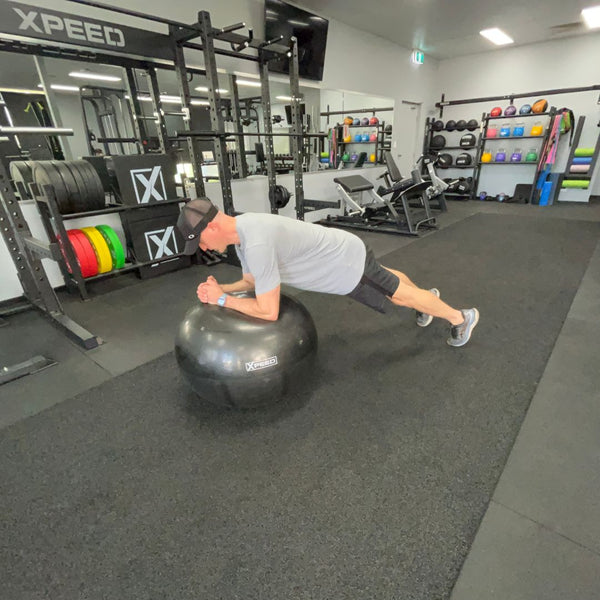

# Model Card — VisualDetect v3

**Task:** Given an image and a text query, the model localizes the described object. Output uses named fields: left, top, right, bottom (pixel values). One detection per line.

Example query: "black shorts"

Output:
left=347, top=246, right=400, bottom=313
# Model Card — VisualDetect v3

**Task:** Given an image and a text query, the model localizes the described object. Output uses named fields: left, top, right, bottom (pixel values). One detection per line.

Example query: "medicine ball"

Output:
left=430, top=134, right=446, bottom=150
left=385, top=124, right=392, bottom=134
left=504, top=105, right=517, bottom=116
left=466, top=119, right=479, bottom=131
left=344, top=116, right=353, bottom=125
left=460, top=133, right=476, bottom=148
left=456, top=119, right=467, bottom=131
left=437, top=153, right=453, bottom=168
left=532, top=99, right=548, bottom=113
left=353, top=118, right=361, bottom=126
left=175, top=292, right=318, bottom=409
left=360, top=117, right=370, bottom=126
left=445, top=120, right=457, bottom=131
left=432, top=119, right=444, bottom=131
left=456, top=152, right=472, bottom=166
left=369, top=116, right=379, bottom=125
left=490, top=106, right=502, bottom=117
left=519, top=104, right=532, bottom=115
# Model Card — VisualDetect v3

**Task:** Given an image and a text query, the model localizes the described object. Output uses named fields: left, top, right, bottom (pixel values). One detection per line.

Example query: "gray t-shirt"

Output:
left=234, top=213, right=366, bottom=295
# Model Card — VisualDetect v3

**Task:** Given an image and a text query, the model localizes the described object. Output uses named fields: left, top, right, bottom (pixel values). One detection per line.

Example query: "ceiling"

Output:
left=293, top=0, right=600, bottom=59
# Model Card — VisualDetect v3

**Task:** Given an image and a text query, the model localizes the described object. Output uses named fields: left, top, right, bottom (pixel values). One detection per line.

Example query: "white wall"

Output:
left=435, top=33, right=600, bottom=201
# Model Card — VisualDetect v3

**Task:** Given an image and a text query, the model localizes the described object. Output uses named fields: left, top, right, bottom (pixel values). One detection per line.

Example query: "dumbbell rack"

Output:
left=423, top=117, right=481, bottom=200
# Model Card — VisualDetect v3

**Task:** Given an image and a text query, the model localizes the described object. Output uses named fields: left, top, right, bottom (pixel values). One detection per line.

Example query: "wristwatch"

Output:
left=217, top=294, right=227, bottom=307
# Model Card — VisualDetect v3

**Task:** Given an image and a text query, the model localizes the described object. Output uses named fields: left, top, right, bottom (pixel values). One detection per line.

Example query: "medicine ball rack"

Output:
left=473, top=108, right=556, bottom=202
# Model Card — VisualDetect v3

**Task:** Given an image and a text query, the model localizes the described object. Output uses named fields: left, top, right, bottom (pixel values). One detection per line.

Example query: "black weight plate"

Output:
left=63, top=160, right=103, bottom=213
left=61, top=161, right=91, bottom=214
left=9, top=160, right=34, bottom=199
left=52, top=160, right=87, bottom=214
left=9, top=160, right=34, bottom=185
left=73, top=160, right=105, bottom=210
left=32, top=161, right=72, bottom=213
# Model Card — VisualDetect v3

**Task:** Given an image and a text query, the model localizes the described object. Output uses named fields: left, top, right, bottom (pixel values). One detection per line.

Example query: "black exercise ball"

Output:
left=175, top=292, right=318, bottom=409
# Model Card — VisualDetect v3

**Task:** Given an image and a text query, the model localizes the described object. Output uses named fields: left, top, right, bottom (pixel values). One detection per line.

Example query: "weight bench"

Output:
left=324, top=174, right=436, bottom=236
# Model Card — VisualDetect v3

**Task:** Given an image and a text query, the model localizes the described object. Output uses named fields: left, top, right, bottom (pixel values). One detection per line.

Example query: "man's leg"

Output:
left=383, top=266, right=463, bottom=326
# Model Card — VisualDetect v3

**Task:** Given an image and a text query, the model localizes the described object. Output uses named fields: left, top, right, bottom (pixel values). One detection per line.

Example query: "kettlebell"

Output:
left=495, top=150, right=506, bottom=162
left=512, top=124, right=525, bottom=137
left=526, top=149, right=538, bottom=162
left=499, top=125, right=511, bottom=138
left=486, top=126, right=498, bottom=138
left=511, top=150, right=522, bottom=162
left=479, top=191, right=488, bottom=201
left=342, top=152, right=350, bottom=162
left=530, top=123, right=543, bottom=136
left=369, top=153, right=376, bottom=162
left=361, top=134, right=369, bottom=142
left=481, top=152, right=492, bottom=163
left=354, top=134, right=362, bottom=143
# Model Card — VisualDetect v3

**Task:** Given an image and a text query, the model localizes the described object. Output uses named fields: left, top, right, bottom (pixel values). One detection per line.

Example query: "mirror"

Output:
left=0, top=50, right=394, bottom=181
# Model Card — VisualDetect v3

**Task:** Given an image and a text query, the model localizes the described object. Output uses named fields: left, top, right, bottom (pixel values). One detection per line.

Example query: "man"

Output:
left=177, top=198, right=479, bottom=347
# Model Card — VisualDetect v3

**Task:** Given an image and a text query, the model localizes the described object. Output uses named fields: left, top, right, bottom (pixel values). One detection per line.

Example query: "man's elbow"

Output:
left=263, top=309, right=279, bottom=322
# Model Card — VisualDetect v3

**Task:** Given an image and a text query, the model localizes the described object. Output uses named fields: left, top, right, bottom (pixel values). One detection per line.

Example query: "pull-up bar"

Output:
left=437, top=84, right=600, bottom=109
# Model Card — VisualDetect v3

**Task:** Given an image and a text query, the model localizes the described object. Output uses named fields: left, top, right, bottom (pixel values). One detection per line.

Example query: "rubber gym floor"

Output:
left=2, top=200, right=600, bottom=600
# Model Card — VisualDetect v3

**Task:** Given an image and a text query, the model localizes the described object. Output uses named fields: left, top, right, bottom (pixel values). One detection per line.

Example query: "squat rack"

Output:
left=0, top=0, right=324, bottom=215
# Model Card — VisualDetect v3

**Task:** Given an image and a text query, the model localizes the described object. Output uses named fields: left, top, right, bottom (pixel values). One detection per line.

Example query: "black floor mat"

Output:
left=1, top=213, right=598, bottom=600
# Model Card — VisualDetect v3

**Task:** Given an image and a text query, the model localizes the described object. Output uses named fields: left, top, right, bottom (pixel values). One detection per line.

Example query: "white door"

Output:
left=393, top=101, right=422, bottom=178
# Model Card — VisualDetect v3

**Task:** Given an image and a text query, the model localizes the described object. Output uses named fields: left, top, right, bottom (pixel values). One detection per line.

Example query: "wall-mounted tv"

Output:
left=264, top=0, right=329, bottom=81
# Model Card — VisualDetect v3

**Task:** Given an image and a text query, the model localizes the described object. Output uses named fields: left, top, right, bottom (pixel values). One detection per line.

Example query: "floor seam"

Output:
left=491, top=499, right=600, bottom=558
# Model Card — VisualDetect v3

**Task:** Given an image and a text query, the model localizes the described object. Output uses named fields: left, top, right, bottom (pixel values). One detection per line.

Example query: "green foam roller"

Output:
left=574, top=148, right=595, bottom=157
left=561, top=179, right=590, bottom=189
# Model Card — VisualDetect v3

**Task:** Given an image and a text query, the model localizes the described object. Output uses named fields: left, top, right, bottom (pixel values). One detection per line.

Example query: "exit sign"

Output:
left=411, top=49, right=425, bottom=64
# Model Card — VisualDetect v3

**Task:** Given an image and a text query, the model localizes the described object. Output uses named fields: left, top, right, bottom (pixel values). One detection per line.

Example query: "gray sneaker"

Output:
left=416, top=288, right=440, bottom=327
left=447, top=308, right=480, bottom=347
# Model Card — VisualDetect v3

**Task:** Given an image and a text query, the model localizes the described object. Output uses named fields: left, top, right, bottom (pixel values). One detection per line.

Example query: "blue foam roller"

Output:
left=573, top=157, right=592, bottom=164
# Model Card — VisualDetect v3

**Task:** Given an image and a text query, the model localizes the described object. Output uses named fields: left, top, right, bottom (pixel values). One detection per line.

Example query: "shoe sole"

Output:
left=416, top=288, right=440, bottom=328
left=447, top=308, right=479, bottom=347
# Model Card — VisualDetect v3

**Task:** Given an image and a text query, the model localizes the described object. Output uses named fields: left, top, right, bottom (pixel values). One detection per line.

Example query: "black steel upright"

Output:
left=170, top=31, right=206, bottom=198
left=146, top=68, right=169, bottom=154
left=123, top=67, right=148, bottom=150
left=288, top=38, right=305, bottom=220
left=197, top=11, right=234, bottom=214
left=258, top=50, right=278, bottom=214
left=228, top=74, right=248, bottom=179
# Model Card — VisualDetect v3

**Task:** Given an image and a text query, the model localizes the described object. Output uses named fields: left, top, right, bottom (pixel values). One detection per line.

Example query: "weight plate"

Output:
left=80, top=226, right=114, bottom=273
left=63, top=230, right=82, bottom=274
left=33, top=161, right=72, bottom=213
left=66, top=230, right=90, bottom=277
left=95, top=224, right=126, bottom=269
left=9, top=160, right=34, bottom=197
left=53, top=160, right=88, bottom=213
left=66, top=229, right=97, bottom=278
left=67, top=160, right=105, bottom=211
left=68, top=229, right=99, bottom=277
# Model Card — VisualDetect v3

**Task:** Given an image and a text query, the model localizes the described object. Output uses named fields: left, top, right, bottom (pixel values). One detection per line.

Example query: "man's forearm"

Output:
left=222, top=295, right=276, bottom=321
left=221, top=279, right=255, bottom=293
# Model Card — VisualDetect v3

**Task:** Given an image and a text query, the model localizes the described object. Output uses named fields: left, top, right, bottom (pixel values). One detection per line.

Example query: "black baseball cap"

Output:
left=177, top=198, right=219, bottom=255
